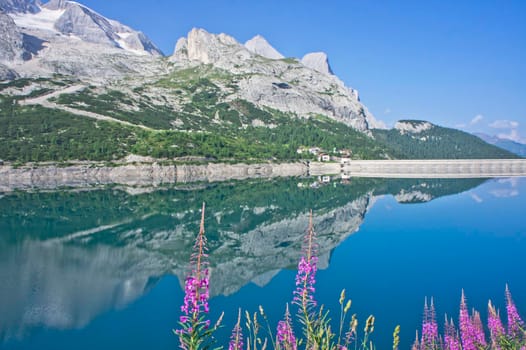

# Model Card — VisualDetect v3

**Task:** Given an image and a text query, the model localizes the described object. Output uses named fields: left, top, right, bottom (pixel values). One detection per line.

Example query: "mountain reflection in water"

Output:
left=0, top=177, right=488, bottom=342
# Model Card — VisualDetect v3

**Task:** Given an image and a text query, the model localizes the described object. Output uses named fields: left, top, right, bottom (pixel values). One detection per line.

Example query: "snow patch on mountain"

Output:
left=10, top=7, right=65, bottom=33
left=8, top=0, right=162, bottom=56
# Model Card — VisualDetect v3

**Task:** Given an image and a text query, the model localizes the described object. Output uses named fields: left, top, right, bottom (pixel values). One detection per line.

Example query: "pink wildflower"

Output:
left=444, top=316, right=461, bottom=350
left=421, top=297, right=438, bottom=347
left=276, top=304, right=296, bottom=350
left=471, top=310, right=487, bottom=347
left=459, top=290, right=478, bottom=350
left=292, top=211, right=318, bottom=312
left=505, top=284, right=524, bottom=339
left=488, top=300, right=505, bottom=350
left=176, top=203, right=211, bottom=348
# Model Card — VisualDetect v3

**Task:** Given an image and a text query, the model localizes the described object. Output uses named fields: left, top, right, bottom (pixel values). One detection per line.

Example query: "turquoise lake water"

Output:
left=1, top=176, right=525, bottom=349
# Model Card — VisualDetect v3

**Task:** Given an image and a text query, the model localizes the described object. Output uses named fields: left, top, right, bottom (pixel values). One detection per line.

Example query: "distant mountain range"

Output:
left=0, top=0, right=520, bottom=163
left=473, top=133, right=526, bottom=158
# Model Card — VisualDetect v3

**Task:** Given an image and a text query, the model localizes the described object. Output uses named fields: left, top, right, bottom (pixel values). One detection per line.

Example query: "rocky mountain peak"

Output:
left=8, top=0, right=163, bottom=56
left=301, top=52, right=333, bottom=75
left=0, top=0, right=41, bottom=14
left=171, top=28, right=251, bottom=65
left=41, top=0, right=66, bottom=10
left=244, top=34, right=284, bottom=59
left=52, top=2, right=119, bottom=47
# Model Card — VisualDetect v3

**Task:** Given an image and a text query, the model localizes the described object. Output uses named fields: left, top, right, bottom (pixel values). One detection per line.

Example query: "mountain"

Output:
left=474, top=133, right=526, bottom=158
left=4, top=0, right=162, bottom=55
left=244, top=34, right=284, bottom=59
left=0, top=0, right=41, bottom=13
left=0, top=1, right=517, bottom=163
left=301, top=52, right=333, bottom=75
left=0, top=177, right=486, bottom=336
left=372, top=120, right=520, bottom=159
left=0, top=0, right=164, bottom=81
left=0, top=12, right=27, bottom=61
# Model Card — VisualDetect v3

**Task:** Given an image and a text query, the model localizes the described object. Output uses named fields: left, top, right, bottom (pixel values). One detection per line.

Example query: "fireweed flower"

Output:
left=459, top=290, right=479, bottom=350
left=276, top=304, right=296, bottom=350
left=176, top=203, right=213, bottom=350
left=292, top=210, right=318, bottom=313
left=488, top=300, right=505, bottom=350
left=420, top=297, right=438, bottom=348
left=444, top=316, right=461, bottom=350
left=291, top=211, right=320, bottom=349
left=471, top=310, right=487, bottom=347
left=506, top=284, right=525, bottom=339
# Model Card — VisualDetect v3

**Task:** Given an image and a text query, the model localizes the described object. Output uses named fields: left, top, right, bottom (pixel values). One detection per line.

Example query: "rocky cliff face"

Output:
left=0, top=63, right=19, bottom=80
left=169, top=28, right=383, bottom=131
left=42, top=0, right=162, bottom=55
left=0, top=0, right=163, bottom=80
left=0, top=188, right=375, bottom=335
left=0, top=162, right=312, bottom=191
left=394, top=120, right=433, bottom=134
left=0, top=12, right=26, bottom=61
left=171, top=28, right=250, bottom=67
left=301, top=51, right=333, bottom=75
left=0, top=0, right=40, bottom=13
left=244, top=34, right=284, bottom=59
left=1, top=2, right=384, bottom=134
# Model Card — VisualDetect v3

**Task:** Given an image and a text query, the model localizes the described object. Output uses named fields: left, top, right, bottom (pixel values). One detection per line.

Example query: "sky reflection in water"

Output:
left=0, top=177, right=524, bottom=349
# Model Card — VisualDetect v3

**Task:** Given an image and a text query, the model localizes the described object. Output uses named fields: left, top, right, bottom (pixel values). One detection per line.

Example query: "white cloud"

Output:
left=486, top=119, right=525, bottom=143
left=384, top=108, right=391, bottom=115
left=470, top=193, right=483, bottom=203
left=489, top=120, right=520, bottom=129
left=490, top=177, right=522, bottom=198
left=470, top=114, right=484, bottom=125
left=490, top=189, right=519, bottom=198
left=497, top=178, right=519, bottom=187
left=497, top=129, right=526, bottom=144
left=454, top=114, right=483, bottom=130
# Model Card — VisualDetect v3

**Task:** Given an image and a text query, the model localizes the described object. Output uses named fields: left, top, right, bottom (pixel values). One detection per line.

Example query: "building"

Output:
left=317, top=153, right=331, bottom=162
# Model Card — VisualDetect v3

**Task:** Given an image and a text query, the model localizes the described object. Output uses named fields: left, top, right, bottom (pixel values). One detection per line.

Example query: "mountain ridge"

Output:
left=474, top=132, right=526, bottom=157
left=0, top=0, right=519, bottom=164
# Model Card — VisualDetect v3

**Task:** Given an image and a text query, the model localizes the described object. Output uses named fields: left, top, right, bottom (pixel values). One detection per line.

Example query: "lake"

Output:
left=1, top=176, right=525, bottom=349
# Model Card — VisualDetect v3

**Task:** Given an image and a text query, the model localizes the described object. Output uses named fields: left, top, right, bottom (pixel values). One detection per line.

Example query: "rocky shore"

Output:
left=1, top=159, right=525, bottom=192
left=0, top=161, right=311, bottom=191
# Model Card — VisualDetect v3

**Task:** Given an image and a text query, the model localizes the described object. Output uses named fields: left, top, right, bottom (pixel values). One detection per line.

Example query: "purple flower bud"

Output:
left=488, top=300, right=505, bottom=350
left=176, top=203, right=213, bottom=348
left=505, top=284, right=525, bottom=339
left=277, top=304, right=296, bottom=350
left=421, top=297, right=438, bottom=347
left=292, top=212, right=319, bottom=313
left=444, top=316, right=461, bottom=350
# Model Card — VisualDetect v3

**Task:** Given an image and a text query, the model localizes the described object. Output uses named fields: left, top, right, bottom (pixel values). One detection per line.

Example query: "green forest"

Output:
left=0, top=76, right=521, bottom=164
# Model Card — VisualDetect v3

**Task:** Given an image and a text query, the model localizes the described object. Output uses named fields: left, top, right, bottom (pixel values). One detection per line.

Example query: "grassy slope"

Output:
left=1, top=74, right=518, bottom=163
left=0, top=72, right=392, bottom=163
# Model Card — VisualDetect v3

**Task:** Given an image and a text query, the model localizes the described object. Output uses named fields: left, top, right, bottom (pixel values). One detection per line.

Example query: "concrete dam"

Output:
left=340, top=159, right=526, bottom=178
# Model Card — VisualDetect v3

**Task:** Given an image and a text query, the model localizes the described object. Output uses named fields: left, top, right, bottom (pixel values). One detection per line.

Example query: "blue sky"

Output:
left=78, top=0, right=526, bottom=142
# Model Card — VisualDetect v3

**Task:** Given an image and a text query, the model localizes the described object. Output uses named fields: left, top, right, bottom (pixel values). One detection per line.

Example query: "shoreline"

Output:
left=1, top=159, right=525, bottom=192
